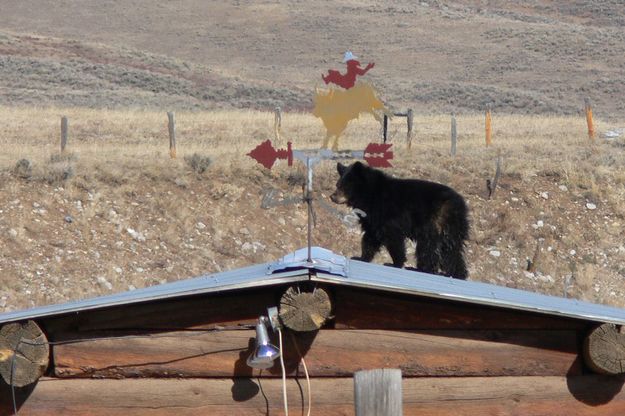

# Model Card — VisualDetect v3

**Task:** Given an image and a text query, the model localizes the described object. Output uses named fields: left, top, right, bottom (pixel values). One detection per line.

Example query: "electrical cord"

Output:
left=289, top=331, right=311, bottom=416
left=277, top=327, right=289, bottom=416
left=8, top=325, right=254, bottom=415
left=10, top=343, right=19, bottom=416
left=10, top=326, right=306, bottom=416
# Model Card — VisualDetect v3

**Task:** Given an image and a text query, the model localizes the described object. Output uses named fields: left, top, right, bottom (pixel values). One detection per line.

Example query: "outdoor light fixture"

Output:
left=246, top=314, right=281, bottom=369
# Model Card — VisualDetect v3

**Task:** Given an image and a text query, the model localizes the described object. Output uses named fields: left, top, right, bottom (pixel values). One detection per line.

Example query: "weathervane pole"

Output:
left=306, top=157, right=313, bottom=263
left=248, top=140, right=393, bottom=261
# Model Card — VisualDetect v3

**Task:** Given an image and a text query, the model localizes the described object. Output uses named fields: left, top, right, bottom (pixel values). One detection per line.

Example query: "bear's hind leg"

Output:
left=415, top=225, right=442, bottom=274
left=440, top=238, right=468, bottom=280
left=384, top=237, right=407, bottom=268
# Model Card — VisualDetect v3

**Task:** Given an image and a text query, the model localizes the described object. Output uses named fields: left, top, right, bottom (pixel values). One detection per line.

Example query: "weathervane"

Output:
left=248, top=140, right=393, bottom=262
left=248, top=140, right=393, bottom=170
left=315, top=51, right=391, bottom=151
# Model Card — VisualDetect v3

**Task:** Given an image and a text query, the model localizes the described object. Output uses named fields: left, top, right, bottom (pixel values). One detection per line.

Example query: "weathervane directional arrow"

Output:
left=247, top=139, right=393, bottom=262
left=248, top=140, right=393, bottom=169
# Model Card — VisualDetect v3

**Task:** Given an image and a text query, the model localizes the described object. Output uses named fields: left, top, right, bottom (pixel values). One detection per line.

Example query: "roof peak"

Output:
left=268, top=246, right=348, bottom=277
left=2, top=246, right=625, bottom=326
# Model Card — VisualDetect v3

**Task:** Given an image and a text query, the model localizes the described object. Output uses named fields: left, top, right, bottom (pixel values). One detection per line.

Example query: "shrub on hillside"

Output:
left=14, top=159, right=33, bottom=179
left=184, top=153, right=212, bottom=174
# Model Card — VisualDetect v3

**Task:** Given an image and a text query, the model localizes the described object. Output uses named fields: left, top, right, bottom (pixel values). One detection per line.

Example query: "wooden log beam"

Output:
left=354, top=369, right=402, bottom=416
left=279, top=287, right=331, bottom=331
left=584, top=323, right=625, bottom=375
left=0, top=321, right=49, bottom=387
left=53, top=329, right=580, bottom=378
left=5, top=376, right=625, bottom=416
left=44, top=290, right=279, bottom=334
left=332, top=287, right=587, bottom=330
left=44, top=285, right=587, bottom=335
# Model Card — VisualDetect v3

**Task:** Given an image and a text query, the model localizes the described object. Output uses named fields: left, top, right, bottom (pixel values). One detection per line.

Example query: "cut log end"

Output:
left=583, top=323, right=625, bottom=375
left=0, top=320, right=49, bottom=387
left=279, top=287, right=331, bottom=332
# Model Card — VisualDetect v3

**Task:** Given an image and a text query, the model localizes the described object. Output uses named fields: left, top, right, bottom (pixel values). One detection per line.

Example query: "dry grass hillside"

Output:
left=1, top=2, right=625, bottom=314
left=1, top=1, right=625, bottom=115
left=1, top=107, right=624, bottom=312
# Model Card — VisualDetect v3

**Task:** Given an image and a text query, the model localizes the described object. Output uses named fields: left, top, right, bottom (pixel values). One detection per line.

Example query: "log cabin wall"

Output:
left=3, top=283, right=625, bottom=416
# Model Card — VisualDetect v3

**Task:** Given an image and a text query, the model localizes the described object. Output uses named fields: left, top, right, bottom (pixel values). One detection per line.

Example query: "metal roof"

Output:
left=315, top=259, right=625, bottom=325
left=2, top=246, right=625, bottom=325
left=0, top=260, right=310, bottom=324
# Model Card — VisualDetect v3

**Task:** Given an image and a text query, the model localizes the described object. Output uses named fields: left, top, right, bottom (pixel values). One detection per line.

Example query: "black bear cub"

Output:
left=330, top=161, right=469, bottom=280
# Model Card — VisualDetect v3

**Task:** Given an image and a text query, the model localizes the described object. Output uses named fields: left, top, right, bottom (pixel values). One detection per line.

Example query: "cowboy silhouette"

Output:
left=322, top=51, right=375, bottom=90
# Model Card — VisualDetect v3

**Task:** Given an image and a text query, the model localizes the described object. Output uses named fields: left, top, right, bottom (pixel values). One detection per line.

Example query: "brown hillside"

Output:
left=1, top=3, right=624, bottom=313
left=0, top=108, right=624, bottom=312
left=1, top=1, right=624, bottom=115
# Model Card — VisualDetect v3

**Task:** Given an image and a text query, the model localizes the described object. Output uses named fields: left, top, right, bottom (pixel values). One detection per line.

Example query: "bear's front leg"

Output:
left=355, top=232, right=382, bottom=262
left=384, top=237, right=407, bottom=268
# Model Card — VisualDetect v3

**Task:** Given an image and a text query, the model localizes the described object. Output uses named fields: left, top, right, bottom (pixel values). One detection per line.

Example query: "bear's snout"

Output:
left=330, top=190, right=347, bottom=204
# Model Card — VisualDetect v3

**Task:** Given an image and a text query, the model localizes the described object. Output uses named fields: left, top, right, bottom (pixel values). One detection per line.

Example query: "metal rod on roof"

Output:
left=306, top=157, right=313, bottom=263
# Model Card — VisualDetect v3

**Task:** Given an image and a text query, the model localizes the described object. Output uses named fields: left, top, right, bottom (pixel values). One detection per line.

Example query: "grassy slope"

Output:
left=0, top=107, right=624, bottom=311
left=1, top=2, right=625, bottom=312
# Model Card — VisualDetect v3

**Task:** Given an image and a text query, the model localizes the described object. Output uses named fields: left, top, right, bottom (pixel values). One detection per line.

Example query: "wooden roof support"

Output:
left=279, top=287, right=331, bottom=332
left=0, top=320, right=49, bottom=387
left=584, top=323, right=625, bottom=375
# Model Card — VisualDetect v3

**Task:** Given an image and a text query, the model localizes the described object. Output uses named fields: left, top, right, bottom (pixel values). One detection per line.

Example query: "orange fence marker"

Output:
left=585, top=98, right=595, bottom=142
left=485, top=105, right=492, bottom=147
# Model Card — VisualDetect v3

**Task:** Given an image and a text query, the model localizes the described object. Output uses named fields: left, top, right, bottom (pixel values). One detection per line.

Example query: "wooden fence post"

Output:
left=584, top=98, right=595, bottom=142
left=406, top=109, right=414, bottom=148
left=167, top=111, right=176, bottom=159
left=450, top=113, right=457, bottom=156
left=382, top=114, right=389, bottom=143
left=485, top=104, right=492, bottom=147
left=487, top=154, right=502, bottom=199
left=60, top=116, right=68, bottom=153
left=354, top=368, right=402, bottom=416
left=274, top=107, right=282, bottom=142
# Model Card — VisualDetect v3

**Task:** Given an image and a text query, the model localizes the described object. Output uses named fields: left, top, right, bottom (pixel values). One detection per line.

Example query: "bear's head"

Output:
left=330, top=161, right=371, bottom=207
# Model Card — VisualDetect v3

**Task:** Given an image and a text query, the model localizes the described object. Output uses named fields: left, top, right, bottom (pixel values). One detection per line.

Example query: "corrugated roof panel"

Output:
left=1, top=247, right=625, bottom=326
left=0, top=261, right=309, bottom=324
left=314, top=257, right=625, bottom=325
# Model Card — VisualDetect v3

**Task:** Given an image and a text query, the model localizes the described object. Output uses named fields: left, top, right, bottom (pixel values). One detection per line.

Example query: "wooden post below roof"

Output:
left=0, top=320, right=49, bottom=387
left=354, top=368, right=402, bottom=416
left=584, top=323, right=625, bottom=375
left=279, top=287, right=331, bottom=331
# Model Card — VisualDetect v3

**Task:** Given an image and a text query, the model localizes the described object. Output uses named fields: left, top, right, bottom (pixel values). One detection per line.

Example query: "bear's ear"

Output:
left=337, top=162, right=348, bottom=176
left=352, top=161, right=365, bottom=172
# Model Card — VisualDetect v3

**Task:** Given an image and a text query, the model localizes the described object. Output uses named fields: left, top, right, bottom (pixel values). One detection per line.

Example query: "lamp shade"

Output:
left=246, top=320, right=280, bottom=369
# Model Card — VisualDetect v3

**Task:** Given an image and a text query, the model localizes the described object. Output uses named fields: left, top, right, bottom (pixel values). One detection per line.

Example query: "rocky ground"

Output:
left=1, top=1, right=624, bottom=313
left=1, top=109, right=624, bottom=312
